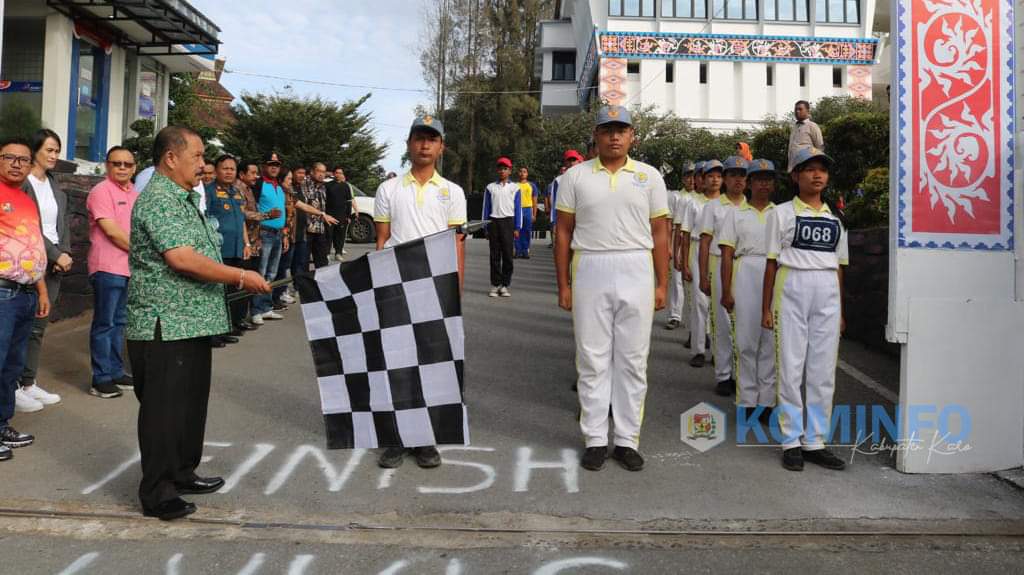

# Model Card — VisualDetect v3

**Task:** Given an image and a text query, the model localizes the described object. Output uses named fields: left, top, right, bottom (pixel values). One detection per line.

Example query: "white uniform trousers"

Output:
left=667, top=267, right=685, bottom=322
left=772, top=268, right=841, bottom=450
left=732, top=256, right=775, bottom=407
left=687, top=239, right=708, bottom=356
left=573, top=250, right=654, bottom=450
left=709, top=254, right=735, bottom=383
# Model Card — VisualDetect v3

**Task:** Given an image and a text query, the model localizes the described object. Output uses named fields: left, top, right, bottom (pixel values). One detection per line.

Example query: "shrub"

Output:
left=845, top=167, right=889, bottom=229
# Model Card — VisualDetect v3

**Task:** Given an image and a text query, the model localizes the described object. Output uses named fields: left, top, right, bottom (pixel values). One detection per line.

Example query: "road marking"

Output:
left=220, top=443, right=276, bottom=494
left=419, top=447, right=496, bottom=494
left=287, top=555, right=315, bottom=575
left=533, top=557, right=628, bottom=574
left=264, top=446, right=365, bottom=495
left=378, top=560, right=409, bottom=574
left=514, top=448, right=579, bottom=494
left=377, top=469, right=396, bottom=490
left=57, top=553, right=100, bottom=575
left=446, top=559, right=464, bottom=575
left=166, top=553, right=183, bottom=575
left=236, top=553, right=266, bottom=575
left=838, top=359, right=898, bottom=403
left=81, top=452, right=140, bottom=495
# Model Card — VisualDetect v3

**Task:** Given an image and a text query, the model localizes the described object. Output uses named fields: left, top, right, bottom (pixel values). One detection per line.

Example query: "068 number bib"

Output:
left=792, top=216, right=840, bottom=252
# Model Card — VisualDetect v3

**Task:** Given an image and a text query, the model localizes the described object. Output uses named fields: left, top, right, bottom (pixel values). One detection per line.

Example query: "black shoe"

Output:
left=665, top=319, right=680, bottom=330
left=229, top=328, right=244, bottom=337
left=272, top=302, right=288, bottom=311
left=89, top=382, right=123, bottom=399
left=0, top=426, right=33, bottom=448
left=522, top=254, right=531, bottom=260
left=581, top=446, right=607, bottom=471
left=689, top=354, right=706, bottom=368
left=413, top=446, right=442, bottom=468
left=611, top=446, right=644, bottom=471
left=782, top=447, right=804, bottom=471
left=114, top=375, right=134, bottom=390
left=238, top=321, right=259, bottom=331
left=0, top=445, right=11, bottom=461
left=143, top=498, right=196, bottom=521
left=176, top=476, right=225, bottom=494
left=802, top=448, right=847, bottom=470
left=715, top=379, right=734, bottom=397
left=210, top=337, right=227, bottom=348
left=378, top=447, right=408, bottom=469
left=221, top=335, right=240, bottom=344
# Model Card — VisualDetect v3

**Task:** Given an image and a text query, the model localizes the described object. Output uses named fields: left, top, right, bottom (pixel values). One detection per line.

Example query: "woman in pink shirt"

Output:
left=86, top=147, right=139, bottom=399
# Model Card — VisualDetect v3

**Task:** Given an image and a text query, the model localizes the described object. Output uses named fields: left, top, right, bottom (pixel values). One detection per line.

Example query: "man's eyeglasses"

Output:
left=109, top=161, right=136, bottom=169
left=0, top=154, right=31, bottom=166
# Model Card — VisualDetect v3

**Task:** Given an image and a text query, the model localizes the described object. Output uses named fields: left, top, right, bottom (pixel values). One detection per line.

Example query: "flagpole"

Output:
left=227, top=277, right=295, bottom=303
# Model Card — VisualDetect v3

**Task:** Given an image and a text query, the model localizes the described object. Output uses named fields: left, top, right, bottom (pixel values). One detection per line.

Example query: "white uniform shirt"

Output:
left=373, top=170, right=467, bottom=248
left=681, top=193, right=711, bottom=242
left=484, top=181, right=520, bottom=219
left=27, top=173, right=60, bottom=245
left=765, top=197, right=849, bottom=270
left=556, top=157, right=669, bottom=252
left=699, top=195, right=745, bottom=257
left=718, top=202, right=776, bottom=257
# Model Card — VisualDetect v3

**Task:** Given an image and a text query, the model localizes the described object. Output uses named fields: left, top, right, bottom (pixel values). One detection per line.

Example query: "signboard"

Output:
left=895, top=0, right=1015, bottom=249
left=0, top=81, right=42, bottom=93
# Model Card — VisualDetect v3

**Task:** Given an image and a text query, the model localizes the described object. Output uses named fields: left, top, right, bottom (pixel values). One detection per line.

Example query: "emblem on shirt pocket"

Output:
left=633, top=172, right=649, bottom=187
left=437, top=188, right=451, bottom=202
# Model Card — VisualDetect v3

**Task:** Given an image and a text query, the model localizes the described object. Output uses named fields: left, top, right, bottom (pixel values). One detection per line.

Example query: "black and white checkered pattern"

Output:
left=294, top=229, right=467, bottom=449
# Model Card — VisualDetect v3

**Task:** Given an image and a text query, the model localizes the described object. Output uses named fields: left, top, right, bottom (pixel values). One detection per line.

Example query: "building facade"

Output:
left=537, top=0, right=882, bottom=131
left=0, top=0, right=220, bottom=164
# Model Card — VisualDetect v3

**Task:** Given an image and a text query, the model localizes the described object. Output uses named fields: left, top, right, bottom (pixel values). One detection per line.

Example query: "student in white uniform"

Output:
left=373, top=115, right=468, bottom=470
left=719, top=159, right=776, bottom=424
left=681, top=160, right=722, bottom=368
left=762, top=148, right=848, bottom=472
left=699, top=156, right=748, bottom=396
left=676, top=161, right=703, bottom=349
left=555, top=106, right=670, bottom=472
left=482, top=157, right=521, bottom=297
left=665, top=161, right=694, bottom=330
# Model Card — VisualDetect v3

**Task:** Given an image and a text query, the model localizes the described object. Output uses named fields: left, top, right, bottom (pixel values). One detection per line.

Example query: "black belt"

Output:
left=0, top=278, right=36, bottom=293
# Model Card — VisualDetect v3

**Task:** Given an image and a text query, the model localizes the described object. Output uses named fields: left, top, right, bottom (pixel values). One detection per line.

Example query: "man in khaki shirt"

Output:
left=787, top=100, right=824, bottom=172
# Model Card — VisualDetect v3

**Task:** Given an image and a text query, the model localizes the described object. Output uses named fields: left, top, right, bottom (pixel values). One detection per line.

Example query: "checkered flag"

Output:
left=294, top=229, right=468, bottom=449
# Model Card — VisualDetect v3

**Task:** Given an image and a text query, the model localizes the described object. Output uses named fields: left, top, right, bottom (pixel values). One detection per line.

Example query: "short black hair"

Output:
left=105, top=146, right=133, bottom=161
left=332, top=165, right=344, bottom=173
left=292, top=165, right=307, bottom=172
left=29, top=129, right=62, bottom=162
left=214, top=154, right=238, bottom=168
left=795, top=100, right=811, bottom=110
left=204, top=159, right=215, bottom=167
left=238, top=159, right=259, bottom=174
left=0, top=137, right=32, bottom=152
left=152, top=125, right=200, bottom=166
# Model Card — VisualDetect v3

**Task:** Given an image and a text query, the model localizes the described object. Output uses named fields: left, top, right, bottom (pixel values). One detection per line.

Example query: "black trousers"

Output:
left=308, top=232, right=331, bottom=268
left=223, top=257, right=247, bottom=327
left=488, top=217, right=515, bottom=288
left=129, top=323, right=212, bottom=510
left=329, top=217, right=349, bottom=257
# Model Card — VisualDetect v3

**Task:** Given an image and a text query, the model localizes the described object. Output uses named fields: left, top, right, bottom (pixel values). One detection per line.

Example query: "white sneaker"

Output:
left=498, top=286, right=511, bottom=297
left=262, top=311, right=284, bottom=320
left=279, top=293, right=296, bottom=304
left=335, top=254, right=345, bottom=262
left=250, top=313, right=265, bottom=326
left=488, top=287, right=500, bottom=298
left=23, top=383, right=60, bottom=405
left=14, top=388, right=43, bottom=413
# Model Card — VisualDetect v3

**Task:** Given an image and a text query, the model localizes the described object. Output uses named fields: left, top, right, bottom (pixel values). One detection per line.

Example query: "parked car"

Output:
left=346, top=183, right=376, bottom=244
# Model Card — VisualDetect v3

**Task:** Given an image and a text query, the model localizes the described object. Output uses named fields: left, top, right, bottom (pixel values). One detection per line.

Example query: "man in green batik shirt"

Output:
left=127, top=126, right=271, bottom=521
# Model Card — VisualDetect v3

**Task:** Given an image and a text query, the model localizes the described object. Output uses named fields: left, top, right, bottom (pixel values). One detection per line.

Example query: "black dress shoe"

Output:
left=715, top=378, right=734, bottom=397
left=230, top=328, right=244, bottom=337
left=176, top=476, right=225, bottom=494
left=239, top=321, right=259, bottom=331
left=221, top=335, right=240, bottom=344
left=143, top=498, right=196, bottom=521
left=413, top=446, right=442, bottom=468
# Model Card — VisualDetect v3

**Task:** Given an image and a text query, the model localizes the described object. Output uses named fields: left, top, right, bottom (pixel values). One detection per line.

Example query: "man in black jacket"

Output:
left=324, top=167, right=354, bottom=261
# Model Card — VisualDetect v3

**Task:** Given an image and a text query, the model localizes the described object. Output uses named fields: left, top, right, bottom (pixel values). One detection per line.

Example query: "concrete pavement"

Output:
left=1, top=238, right=1023, bottom=573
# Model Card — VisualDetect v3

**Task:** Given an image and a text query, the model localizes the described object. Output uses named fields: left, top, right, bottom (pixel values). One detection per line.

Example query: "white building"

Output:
left=537, top=0, right=883, bottom=131
left=0, top=0, right=220, bottom=163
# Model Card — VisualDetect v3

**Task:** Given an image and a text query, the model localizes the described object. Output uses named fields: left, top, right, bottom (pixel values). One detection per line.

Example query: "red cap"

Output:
left=563, top=150, right=584, bottom=163
left=496, top=157, right=512, bottom=168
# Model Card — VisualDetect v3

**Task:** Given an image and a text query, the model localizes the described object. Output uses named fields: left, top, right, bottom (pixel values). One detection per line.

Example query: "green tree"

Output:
left=0, top=100, right=42, bottom=140
left=822, top=111, right=889, bottom=193
left=122, top=118, right=156, bottom=169
left=222, top=93, right=388, bottom=194
left=810, top=95, right=883, bottom=126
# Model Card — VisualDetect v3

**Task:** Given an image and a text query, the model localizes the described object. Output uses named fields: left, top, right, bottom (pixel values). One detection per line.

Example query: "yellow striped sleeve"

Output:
left=373, top=216, right=391, bottom=223
left=650, top=208, right=670, bottom=218
left=718, top=238, right=736, bottom=248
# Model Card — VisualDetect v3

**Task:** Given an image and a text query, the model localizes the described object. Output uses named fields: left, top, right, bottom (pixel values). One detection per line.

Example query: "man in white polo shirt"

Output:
left=555, top=105, right=670, bottom=473
left=372, top=115, right=467, bottom=470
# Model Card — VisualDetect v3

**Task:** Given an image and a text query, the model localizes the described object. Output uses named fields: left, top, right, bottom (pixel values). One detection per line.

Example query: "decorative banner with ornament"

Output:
left=896, top=0, right=1015, bottom=250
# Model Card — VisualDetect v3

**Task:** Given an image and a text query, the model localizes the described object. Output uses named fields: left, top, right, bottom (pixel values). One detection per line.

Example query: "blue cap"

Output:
left=723, top=156, right=749, bottom=172
left=694, top=161, right=706, bottom=174
left=702, top=159, right=724, bottom=174
left=747, top=159, right=776, bottom=176
left=410, top=115, right=444, bottom=138
left=681, top=160, right=696, bottom=174
left=790, top=147, right=833, bottom=172
left=596, top=105, right=633, bottom=127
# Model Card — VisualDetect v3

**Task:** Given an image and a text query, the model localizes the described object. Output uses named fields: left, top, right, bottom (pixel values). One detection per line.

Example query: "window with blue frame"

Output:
left=711, top=0, right=757, bottom=19
left=70, top=38, right=110, bottom=162
left=609, top=0, right=656, bottom=17
left=661, top=0, right=707, bottom=18
left=816, top=0, right=859, bottom=23
left=764, top=0, right=810, bottom=20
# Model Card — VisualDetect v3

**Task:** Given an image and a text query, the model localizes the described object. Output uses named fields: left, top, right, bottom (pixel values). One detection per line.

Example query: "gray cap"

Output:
left=747, top=158, right=776, bottom=176
left=702, top=159, right=724, bottom=174
left=723, top=156, right=749, bottom=172
left=596, top=105, right=632, bottom=127
left=410, top=115, right=444, bottom=138
left=682, top=160, right=696, bottom=174
left=790, top=147, right=833, bottom=172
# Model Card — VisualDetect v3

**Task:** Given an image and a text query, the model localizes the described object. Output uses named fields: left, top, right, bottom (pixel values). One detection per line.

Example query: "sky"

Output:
left=189, top=0, right=433, bottom=174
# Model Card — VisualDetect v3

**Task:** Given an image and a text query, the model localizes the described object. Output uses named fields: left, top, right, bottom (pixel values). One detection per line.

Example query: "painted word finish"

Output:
left=82, top=442, right=582, bottom=496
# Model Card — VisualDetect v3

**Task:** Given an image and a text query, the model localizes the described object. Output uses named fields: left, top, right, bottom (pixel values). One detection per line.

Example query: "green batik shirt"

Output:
left=127, top=171, right=231, bottom=341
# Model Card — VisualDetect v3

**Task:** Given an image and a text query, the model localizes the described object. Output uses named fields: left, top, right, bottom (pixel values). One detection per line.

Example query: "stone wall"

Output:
left=844, top=226, right=899, bottom=357
left=50, top=174, right=103, bottom=322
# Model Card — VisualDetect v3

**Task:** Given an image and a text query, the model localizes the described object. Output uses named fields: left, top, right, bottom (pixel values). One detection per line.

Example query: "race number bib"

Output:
left=792, top=216, right=840, bottom=252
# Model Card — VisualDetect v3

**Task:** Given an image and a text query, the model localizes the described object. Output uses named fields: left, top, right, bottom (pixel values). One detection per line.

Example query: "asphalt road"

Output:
left=2, top=238, right=1023, bottom=573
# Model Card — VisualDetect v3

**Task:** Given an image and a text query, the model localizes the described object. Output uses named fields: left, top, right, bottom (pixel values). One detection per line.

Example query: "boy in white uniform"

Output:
left=555, top=106, right=670, bottom=472
left=373, top=115, right=468, bottom=470
left=762, top=148, right=848, bottom=472
left=698, top=156, right=748, bottom=396
left=719, top=159, right=776, bottom=424
left=675, top=162, right=703, bottom=350
left=665, top=161, right=693, bottom=330
left=681, top=160, right=722, bottom=368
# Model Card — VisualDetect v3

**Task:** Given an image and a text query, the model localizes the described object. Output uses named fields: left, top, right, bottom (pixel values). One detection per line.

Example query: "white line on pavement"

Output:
left=56, top=553, right=100, bottom=575
left=837, top=359, right=899, bottom=403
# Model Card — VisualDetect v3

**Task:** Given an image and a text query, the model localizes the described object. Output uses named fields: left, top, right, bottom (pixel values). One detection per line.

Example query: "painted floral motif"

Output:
left=598, top=33, right=877, bottom=64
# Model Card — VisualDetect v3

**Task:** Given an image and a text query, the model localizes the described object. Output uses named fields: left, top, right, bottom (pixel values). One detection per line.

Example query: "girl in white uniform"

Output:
left=762, top=148, right=848, bottom=472
left=681, top=161, right=721, bottom=368
left=719, top=159, right=776, bottom=423
left=666, top=162, right=695, bottom=330
left=675, top=162, right=703, bottom=350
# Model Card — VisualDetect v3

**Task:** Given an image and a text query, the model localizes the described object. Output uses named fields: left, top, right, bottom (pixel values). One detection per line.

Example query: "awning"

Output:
left=46, top=0, right=220, bottom=57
